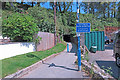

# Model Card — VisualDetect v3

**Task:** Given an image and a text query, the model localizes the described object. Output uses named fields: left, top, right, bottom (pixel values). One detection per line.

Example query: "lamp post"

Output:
left=54, top=0, right=57, bottom=46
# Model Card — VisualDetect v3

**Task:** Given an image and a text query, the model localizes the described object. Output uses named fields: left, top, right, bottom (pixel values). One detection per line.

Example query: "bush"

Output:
left=2, top=12, right=39, bottom=42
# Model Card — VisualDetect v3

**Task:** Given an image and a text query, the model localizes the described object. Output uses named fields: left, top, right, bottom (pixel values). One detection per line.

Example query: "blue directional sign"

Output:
left=76, top=23, right=90, bottom=32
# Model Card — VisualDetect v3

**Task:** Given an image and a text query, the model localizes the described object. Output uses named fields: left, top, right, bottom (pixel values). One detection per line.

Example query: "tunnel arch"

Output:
left=63, top=34, right=71, bottom=42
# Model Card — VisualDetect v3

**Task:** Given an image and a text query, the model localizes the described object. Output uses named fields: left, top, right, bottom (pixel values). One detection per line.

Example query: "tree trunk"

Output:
left=118, top=3, right=120, bottom=22
left=58, top=2, right=62, bottom=12
left=79, top=2, right=80, bottom=14
left=32, top=2, right=34, bottom=7
left=71, top=3, right=72, bottom=12
left=93, top=8, right=94, bottom=15
left=113, top=2, right=116, bottom=18
left=114, top=10, right=116, bottom=18
left=111, top=11, right=113, bottom=18
left=103, top=3, right=106, bottom=18
left=37, top=2, right=40, bottom=6
left=63, top=2, right=66, bottom=13
left=21, top=0, right=24, bottom=4
left=87, top=2, right=90, bottom=14
left=91, top=3, right=94, bottom=15
left=92, top=3, right=94, bottom=15
left=107, top=2, right=110, bottom=18
left=103, top=10, right=106, bottom=18
left=64, top=1, right=73, bottom=12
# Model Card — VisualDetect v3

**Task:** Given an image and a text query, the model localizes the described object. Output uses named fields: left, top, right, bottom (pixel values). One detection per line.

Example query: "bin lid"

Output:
left=91, top=46, right=97, bottom=48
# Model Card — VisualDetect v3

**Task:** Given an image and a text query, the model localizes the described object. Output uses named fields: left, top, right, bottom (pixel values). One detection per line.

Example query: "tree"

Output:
left=81, top=2, right=119, bottom=19
left=118, top=2, right=120, bottom=26
left=27, top=6, right=55, bottom=33
left=2, top=12, right=39, bottom=42
left=107, top=2, right=110, bottom=18
left=21, top=0, right=24, bottom=4
left=2, top=2, right=15, bottom=9
left=37, top=2, right=40, bottom=6
left=87, top=2, right=90, bottom=14
left=81, top=2, right=88, bottom=14
left=81, top=2, right=97, bottom=14
left=113, top=2, right=117, bottom=18
left=49, top=1, right=73, bottom=13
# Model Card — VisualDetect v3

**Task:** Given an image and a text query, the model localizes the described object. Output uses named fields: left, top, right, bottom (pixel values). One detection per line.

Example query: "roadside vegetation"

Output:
left=1, top=1, right=120, bottom=79
left=2, top=2, right=120, bottom=42
left=0, top=43, right=66, bottom=78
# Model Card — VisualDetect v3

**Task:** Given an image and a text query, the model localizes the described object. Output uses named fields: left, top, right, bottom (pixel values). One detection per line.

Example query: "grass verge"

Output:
left=1, top=43, right=66, bottom=78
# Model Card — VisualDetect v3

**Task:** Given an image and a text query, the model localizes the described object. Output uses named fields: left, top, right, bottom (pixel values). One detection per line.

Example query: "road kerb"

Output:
left=2, top=47, right=67, bottom=79
left=81, top=60, right=116, bottom=80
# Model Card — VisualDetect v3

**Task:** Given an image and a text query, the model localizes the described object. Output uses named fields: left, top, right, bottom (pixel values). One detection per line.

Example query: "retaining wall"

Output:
left=0, top=42, right=35, bottom=60
left=0, top=32, right=55, bottom=60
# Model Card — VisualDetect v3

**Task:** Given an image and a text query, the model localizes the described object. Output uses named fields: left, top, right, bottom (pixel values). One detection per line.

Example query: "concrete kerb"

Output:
left=81, top=59, right=116, bottom=80
left=2, top=42, right=115, bottom=79
left=2, top=47, right=67, bottom=79
left=81, top=44, right=116, bottom=80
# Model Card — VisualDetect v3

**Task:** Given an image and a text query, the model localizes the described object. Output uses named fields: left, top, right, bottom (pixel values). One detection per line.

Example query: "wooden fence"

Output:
left=37, top=32, right=55, bottom=51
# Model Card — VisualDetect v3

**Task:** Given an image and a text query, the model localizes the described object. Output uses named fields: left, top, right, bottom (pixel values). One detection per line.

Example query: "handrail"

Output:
left=84, top=45, right=90, bottom=53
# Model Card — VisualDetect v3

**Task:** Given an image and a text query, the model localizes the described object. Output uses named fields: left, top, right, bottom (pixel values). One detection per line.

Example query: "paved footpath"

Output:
left=22, top=43, right=88, bottom=78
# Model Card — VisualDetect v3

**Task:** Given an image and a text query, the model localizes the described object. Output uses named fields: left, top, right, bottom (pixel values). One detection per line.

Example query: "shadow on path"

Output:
left=42, top=61, right=78, bottom=71
left=96, top=60, right=120, bottom=79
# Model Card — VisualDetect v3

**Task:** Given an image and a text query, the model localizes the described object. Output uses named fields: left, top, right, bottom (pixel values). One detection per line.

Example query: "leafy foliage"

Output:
left=2, top=12, right=39, bottom=42
left=2, top=3, right=119, bottom=40
left=27, top=6, right=55, bottom=33
left=27, top=6, right=73, bottom=37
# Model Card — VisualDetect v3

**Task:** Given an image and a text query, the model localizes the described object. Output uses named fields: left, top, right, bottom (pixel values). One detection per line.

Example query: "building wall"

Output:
left=104, top=26, right=120, bottom=39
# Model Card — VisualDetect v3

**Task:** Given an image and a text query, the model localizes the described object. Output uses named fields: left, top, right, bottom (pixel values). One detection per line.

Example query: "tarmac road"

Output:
left=88, top=43, right=120, bottom=79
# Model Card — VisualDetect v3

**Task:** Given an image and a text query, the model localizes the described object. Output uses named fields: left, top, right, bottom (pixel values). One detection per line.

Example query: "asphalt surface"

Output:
left=88, top=43, right=120, bottom=79
left=22, top=43, right=88, bottom=78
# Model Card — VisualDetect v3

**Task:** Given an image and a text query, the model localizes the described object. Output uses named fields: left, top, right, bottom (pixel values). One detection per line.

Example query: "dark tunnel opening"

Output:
left=63, top=35, right=71, bottom=42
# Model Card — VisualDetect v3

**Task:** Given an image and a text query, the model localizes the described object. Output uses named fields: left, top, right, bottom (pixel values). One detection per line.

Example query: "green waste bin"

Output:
left=91, top=46, right=97, bottom=53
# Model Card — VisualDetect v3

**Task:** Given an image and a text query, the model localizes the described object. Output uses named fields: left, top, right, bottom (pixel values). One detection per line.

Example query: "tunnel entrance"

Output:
left=63, top=35, right=71, bottom=42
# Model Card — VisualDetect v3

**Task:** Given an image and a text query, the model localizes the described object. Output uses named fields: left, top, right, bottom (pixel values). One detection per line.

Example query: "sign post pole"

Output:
left=76, top=1, right=90, bottom=71
left=77, top=0, right=81, bottom=71
left=77, top=34, right=81, bottom=71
